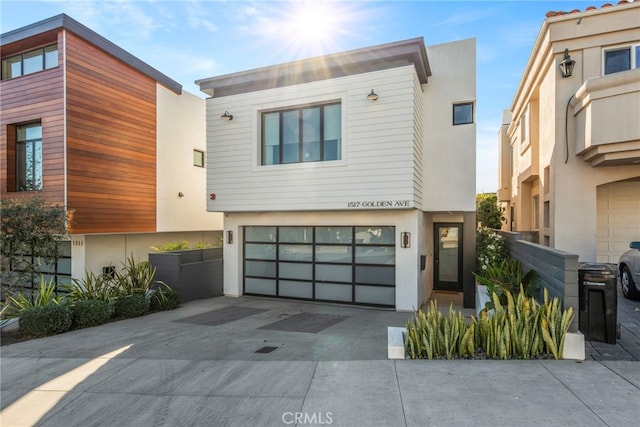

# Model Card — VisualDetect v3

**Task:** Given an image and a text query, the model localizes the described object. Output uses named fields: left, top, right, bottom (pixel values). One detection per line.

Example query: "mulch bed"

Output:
left=1, top=328, right=33, bottom=346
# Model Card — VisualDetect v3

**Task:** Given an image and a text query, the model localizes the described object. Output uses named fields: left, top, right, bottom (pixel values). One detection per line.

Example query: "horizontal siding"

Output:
left=65, top=31, right=157, bottom=234
left=0, top=42, right=65, bottom=204
left=206, top=66, right=421, bottom=212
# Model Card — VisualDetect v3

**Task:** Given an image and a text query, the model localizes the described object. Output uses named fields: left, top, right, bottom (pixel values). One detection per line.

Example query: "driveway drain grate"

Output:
left=255, top=346, right=279, bottom=354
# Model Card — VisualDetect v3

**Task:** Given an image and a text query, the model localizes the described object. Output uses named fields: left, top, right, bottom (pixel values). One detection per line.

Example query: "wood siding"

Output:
left=0, top=31, right=65, bottom=204
left=205, top=66, right=421, bottom=212
left=65, top=31, right=157, bottom=233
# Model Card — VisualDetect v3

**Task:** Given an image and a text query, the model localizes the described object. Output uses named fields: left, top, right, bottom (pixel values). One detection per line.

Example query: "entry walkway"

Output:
left=1, top=296, right=639, bottom=426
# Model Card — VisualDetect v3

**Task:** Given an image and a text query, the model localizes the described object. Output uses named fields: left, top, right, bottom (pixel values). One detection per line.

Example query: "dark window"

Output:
left=16, top=122, right=43, bottom=191
left=193, top=149, right=205, bottom=167
left=453, top=102, right=473, bottom=125
left=605, top=48, right=631, bottom=74
left=262, top=103, right=341, bottom=165
left=1, top=44, right=58, bottom=80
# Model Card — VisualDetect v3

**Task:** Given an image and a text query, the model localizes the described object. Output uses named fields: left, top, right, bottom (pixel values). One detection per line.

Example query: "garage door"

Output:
left=243, top=226, right=395, bottom=307
left=597, top=180, right=640, bottom=263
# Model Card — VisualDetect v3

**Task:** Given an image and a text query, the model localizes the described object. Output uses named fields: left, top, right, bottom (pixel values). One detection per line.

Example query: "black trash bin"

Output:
left=578, top=263, right=618, bottom=344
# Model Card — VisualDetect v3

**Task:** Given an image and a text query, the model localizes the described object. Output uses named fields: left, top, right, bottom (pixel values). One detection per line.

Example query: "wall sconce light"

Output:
left=220, top=111, right=233, bottom=120
left=559, top=49, right=575, bottom=78
left=367, top=89, right=378, bottom=101
left=401, top=232, right=411, bottom=248
left=226, top=230, right=233, bottom=244
left=178, top=192, right=184, bottom=197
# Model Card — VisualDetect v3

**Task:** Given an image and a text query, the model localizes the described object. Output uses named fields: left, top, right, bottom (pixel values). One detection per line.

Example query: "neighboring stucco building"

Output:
left=498, top=1, right=640, bottom=263
left=0, top=14, right=222, bottom=285
left=197, top=37, right=477, bottom=310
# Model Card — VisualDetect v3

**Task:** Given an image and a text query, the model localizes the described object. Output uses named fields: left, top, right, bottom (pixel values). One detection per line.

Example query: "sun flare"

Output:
left=278, top=1, right=356, bottom=56
left=288, top=2, right=336, bottom=44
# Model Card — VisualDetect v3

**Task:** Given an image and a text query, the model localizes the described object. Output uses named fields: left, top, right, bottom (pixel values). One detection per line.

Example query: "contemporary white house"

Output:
left=498, top=1, right=640, bottom=263
left=197, top=37, right=477, bottom=310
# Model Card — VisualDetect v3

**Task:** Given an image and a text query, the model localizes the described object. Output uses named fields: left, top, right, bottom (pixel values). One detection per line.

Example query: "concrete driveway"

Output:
left=1, top=296, right=639, bottom=426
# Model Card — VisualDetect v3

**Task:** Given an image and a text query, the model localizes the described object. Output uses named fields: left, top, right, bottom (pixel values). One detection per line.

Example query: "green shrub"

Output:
left=405, top=301, right=474, bottom=360
left=63, top=271, right=116, bottom=302
left=71, top=299, right=111, bottom=329
left=475, top=227, right=508, bottom=273
left=113, top=293, right=148, bottom=319
left=150, top=241, right=214, bottom=252
left=150, top=284, right=181, bottom=311
left=474, top=258, right=540, bottom=309
left=113, top=255, right=157, bottom=296
left=1, top=276, right=65, bottom=319
left=20, top=304, right=72, bottom=337
left=405, top=288, right=574, bottom=360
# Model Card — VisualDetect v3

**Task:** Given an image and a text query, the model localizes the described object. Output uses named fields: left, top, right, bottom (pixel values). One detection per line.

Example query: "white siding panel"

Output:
left=206, top=66, right=421, bottom=212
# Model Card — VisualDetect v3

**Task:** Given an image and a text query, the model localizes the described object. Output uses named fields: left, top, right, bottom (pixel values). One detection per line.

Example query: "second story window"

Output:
left=16, top=122, right=43, bottom=191
left=1, top=44, right=58, bottom=80
left=262, top=102, right=341, bottom=165
left=193, top=149, right=205, bottom=167
left=604, top=45, right=640, bottom=75
left=453, top=102, right=474, bottom=125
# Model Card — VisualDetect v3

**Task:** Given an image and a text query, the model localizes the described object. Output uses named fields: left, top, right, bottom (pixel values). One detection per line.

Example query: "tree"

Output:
left=476, top=193, right=504, bottom=229
left=0, top=196, right=67, bottom=293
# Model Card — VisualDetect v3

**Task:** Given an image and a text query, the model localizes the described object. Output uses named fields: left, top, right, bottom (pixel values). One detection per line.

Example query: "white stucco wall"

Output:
left=74, top=230, right=221, bottom=279
left=422, top=38, right=476, bottom=212
left=156, top=86, right=223, bottom=231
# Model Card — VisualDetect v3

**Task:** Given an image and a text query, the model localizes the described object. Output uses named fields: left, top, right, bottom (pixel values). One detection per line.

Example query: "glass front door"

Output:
left=434, top=223, right=463, bottom=292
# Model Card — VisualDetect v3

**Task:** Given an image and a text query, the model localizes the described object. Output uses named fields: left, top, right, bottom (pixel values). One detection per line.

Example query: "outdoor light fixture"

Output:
left=401, top=232, right=411, bottom=248
left=226, top=230, right=233, bottom=244
left=367, top=89, right=378, bottom=101
left=220, top=111, right=233, bottom=120
left=559, top=49, right=575, bottom=78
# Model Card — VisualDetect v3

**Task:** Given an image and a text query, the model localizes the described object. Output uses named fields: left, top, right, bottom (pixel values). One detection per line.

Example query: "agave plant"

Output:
left=0, top=276, right=65, bottom=319
left=62, top=270, right=116, bottom=302
left=113, top=254, right=157, bottom=295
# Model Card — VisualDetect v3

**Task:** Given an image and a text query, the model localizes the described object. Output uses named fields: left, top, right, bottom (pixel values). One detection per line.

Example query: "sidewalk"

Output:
left=1, top=296, right=639, bottom=426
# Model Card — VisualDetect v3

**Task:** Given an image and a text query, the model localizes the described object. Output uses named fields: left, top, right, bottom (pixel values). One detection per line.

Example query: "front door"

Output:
left=434, top=223, right=463, bottom=291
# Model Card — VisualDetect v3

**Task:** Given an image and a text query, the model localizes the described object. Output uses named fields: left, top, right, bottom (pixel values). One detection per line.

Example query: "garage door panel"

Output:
left=245, top=260, right=276, bottom=277
left=245, top=278, right=277, bottom=295
left=316, top=283, right=352, bottom=302
left=279, top=262, right=312, bottom=280
left=597, top=182, right=640, bottom=263
left=279, top=281, right=313, bottom=299
left=355, top=285, right=395, bottom=305
left=316, top=264, right=351, bottom=282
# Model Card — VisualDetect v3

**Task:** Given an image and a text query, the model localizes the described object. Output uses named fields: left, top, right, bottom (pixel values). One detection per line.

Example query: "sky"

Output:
left=1, top=0, right=601, bottom=193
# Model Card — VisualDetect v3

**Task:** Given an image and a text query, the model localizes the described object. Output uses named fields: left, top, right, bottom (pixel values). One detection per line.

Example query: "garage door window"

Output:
left=244, top=225, right=396, bottom=306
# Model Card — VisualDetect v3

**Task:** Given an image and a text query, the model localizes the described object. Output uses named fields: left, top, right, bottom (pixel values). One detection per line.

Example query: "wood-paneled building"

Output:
left=1, top=15, right=222, bottom=283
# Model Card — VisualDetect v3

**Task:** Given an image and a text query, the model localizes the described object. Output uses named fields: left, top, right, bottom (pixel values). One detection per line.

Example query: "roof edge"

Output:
left=1, top=14, right=182, bottom=95
left=196, top=37, right=431, bottom=98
